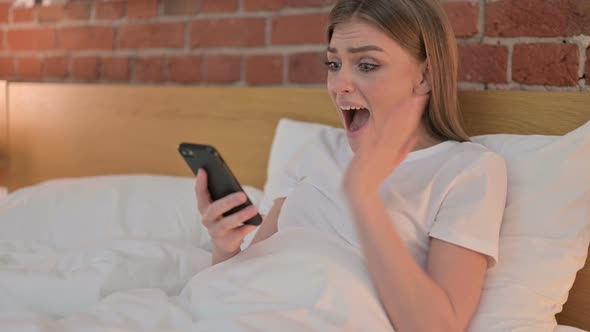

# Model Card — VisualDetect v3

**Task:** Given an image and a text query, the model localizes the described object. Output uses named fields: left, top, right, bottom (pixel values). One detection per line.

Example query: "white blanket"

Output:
left=0, top=228, right=394, bottom=331
left=0, top=228, right=587, bottom=332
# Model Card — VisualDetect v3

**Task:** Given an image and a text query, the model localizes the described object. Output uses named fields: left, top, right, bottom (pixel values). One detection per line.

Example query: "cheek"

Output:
left=326, top=75, right=335, bottom=95
left=326, top=74, right=338, bottom=100
left=364, top=72, right=415, bottom=124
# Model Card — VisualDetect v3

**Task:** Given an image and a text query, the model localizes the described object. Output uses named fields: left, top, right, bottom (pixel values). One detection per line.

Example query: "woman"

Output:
left=194, top=0, right=507, bottom=330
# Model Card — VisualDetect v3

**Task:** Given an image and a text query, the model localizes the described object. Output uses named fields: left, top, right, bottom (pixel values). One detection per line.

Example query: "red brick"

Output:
left=101, top=57, right=130, bottom=81
left=59, top=27, right=115, bottom=50
left=284, top=0, right=334, bottom=7
left=7, top=28, right=56, bottom=51
left=128, top=0, right=158, bottom=19
left=162, top=0, right=198, bottom=15
left=191, top=18, right=266, bottom=48
left=200, top=0, right=239, bottom=13
left=206, top=55, right=241, bottom=83
left=245, top=55, right=283, bottom=85
left=458, top=45, right=508, bottom=83
left=487, top=0, right=590, bottom=37
left=513, top=44, right=579, bottom=86
left=0, top=3, right=9, bottom=23
left=12, top=7, right=34, bottom=23
left=288, top=52, right=325, bottom=83
left=119, top=23, right=185, bottom=49
left=96, top=0, right=126, bottom=20
left=65, top=1, right=92, bottom=20
left=43, top=56, right=69, bottom=78
left=168, top=56, right=202, bottom=83
left=72, top=57, right=98, bottom=81
left=17, top=57, right=42, bottom=80
left=0, top=57, right=15, bottom=78
left=135, top=57, right=164, bottom=82
left=272, top=14, right=329, bottom=45
left=37, top=4, right=64, bottom=22
left=244, top=0, right=283, bottom=11
left=443, top=2, right=479, bottom=37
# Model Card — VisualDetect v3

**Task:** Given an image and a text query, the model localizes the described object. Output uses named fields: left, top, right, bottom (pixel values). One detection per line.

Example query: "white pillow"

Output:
left=263, top=118, right=590, bottom=332
left=470, top=124, right=590, bottom=331
left=260, top=119, right=339, bottom=214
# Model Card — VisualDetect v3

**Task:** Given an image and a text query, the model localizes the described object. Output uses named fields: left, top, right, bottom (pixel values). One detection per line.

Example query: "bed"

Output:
left=0, top=81, right=588, bottom=331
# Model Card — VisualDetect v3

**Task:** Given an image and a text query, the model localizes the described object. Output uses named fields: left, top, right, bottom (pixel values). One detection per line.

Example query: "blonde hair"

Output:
left=327, top=0, right=470, bottom=142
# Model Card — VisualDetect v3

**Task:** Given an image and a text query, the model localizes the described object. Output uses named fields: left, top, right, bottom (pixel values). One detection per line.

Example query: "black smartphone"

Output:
left=178, top=143, right=262, bottom=226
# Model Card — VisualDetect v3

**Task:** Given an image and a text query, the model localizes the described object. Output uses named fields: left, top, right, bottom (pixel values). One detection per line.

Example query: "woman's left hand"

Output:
left=343, top=95, right=427, bottom=200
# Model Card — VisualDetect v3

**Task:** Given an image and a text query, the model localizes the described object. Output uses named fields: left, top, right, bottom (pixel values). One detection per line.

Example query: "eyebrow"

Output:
left=326, top=45, right=385, bottom=53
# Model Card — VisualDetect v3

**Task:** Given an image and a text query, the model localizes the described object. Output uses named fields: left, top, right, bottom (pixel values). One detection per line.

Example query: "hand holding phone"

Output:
left=178, top=143, right=263, bottom=226
left=180, top=143, right=262, bottom=262
left=195, top=169, right=260, bottom=261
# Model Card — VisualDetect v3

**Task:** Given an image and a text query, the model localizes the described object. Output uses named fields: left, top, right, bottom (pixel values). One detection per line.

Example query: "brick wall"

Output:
left=0, top=0, right=588, bottom=91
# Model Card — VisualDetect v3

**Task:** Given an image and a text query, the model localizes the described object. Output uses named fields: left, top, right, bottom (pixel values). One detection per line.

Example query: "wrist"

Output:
left=212, top=247, right=241, bottom=265
left=344, top=175, right=378, bottom=197
left=346, top=190, right=381, bottom=215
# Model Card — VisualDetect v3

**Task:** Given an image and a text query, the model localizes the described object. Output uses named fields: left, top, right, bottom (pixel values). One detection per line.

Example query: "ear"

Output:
left=414, top=60, right=431, bottom=96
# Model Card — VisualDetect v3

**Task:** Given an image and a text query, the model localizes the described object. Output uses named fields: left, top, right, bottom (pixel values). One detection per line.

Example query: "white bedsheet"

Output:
left=0, top=228, right=394, bottom=331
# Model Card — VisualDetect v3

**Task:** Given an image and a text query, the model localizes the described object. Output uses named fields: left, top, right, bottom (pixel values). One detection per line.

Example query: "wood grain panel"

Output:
left=557, top=247, right=590, bottom=329
left=8, top=84, right=338, bottom=190
left=460, top=91, right=590, bottom=136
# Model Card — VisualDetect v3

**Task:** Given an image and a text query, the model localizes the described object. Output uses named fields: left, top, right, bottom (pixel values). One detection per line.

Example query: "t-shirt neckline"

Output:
left=404, top=140, right=456, bottom=162
left=340, top=134, right=456, bottom=164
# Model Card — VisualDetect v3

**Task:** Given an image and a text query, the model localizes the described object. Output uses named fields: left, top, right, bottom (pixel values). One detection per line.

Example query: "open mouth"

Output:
left=341, top=106, right=370, bottom=132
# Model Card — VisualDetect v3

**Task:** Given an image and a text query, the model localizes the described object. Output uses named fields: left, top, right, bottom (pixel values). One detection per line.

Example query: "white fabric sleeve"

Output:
left=429, top=152, right=508, bottom=266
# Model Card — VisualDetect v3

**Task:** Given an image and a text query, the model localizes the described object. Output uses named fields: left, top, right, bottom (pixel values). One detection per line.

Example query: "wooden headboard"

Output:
left=0, top=81, right=589, bottom=329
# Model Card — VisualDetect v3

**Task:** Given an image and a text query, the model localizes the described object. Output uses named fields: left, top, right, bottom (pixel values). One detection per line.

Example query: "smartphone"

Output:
left=178, top=143, right=262, bottom=226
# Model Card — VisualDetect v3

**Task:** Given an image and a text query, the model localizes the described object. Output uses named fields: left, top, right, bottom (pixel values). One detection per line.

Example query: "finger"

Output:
left=215, top=205, right=259, bottom=233
left=195, top=169, right=212, bottom=214
left=214, top=224, right=257, bottom=249
left=206, top=191, right=248, bottom=224
left=233, top=224, right=258, bottom=239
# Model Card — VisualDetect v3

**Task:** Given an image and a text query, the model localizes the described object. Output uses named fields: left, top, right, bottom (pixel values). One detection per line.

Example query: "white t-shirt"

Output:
left=266, top=128, right=507, bottom=268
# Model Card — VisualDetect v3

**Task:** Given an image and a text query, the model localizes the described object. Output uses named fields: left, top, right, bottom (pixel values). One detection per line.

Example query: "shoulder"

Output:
left=443, top=141, right=507, bottom=178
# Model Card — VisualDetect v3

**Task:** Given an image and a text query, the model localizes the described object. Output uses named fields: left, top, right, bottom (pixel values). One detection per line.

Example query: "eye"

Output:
left=359, top=63, right=379, bottom=72
left=324, top=61, right=341, bottom=72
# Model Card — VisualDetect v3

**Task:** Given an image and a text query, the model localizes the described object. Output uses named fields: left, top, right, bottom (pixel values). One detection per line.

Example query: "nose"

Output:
left=328, top=68, right=355, bottom=95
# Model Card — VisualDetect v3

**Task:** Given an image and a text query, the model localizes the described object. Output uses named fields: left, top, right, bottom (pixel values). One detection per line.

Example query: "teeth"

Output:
left=340, top=106, right=366, bottom=111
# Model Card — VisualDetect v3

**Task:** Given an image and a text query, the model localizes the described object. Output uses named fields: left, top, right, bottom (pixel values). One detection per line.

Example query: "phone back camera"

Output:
left=181, top=149, right=194, bottom=157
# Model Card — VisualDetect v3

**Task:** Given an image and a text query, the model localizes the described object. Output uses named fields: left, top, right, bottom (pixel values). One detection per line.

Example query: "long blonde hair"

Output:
left=327, top=0, right=470, bottom=142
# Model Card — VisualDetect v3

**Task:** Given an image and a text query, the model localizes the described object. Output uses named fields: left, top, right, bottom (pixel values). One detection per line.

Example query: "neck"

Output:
left=412, top=123, right=443, bottom=152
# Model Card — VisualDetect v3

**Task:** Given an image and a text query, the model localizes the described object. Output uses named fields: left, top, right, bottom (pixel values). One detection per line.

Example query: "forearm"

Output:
left=349, top=193, right=460, bottom=332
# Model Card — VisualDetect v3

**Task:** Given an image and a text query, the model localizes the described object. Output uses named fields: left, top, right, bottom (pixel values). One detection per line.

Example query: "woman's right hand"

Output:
left=194, top=169, right=259, bottom=264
